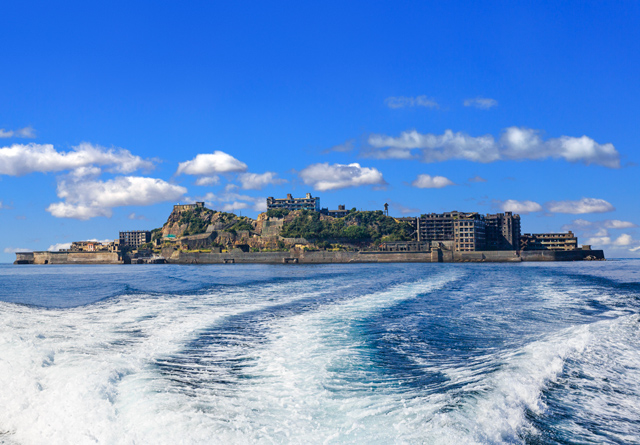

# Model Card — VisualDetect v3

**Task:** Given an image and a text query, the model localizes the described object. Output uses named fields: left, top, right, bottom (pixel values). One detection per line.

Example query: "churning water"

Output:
left=1, top=261, right=639, bottom=444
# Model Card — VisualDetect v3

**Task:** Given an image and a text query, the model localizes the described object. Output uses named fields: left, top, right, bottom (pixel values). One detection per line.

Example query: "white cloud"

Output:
left=368, top=129, right=498, bottom=162
left=411, top=174, right=455, bottom=189
left=562, top=219, right=637, bottom=232
left=468, top=176, right=487, bottom=183
left=0, top=142, right=154, bottom=176
left=47, top=243, right=72, bottom=251
left=463, top=97, right=498, bottom=109
left=385, top=96, right=439, bottom=109
left=194, top=176, right=220, bottom=186
left=196, top=191, right=266, bottom=213
left=3, top=247, right=31, bottom=253
left=585, top=236, right=612, bottom=246
left=323, top=139, right=355, bottom=154
left=546, top=198, right=615, bottom=214
left=0, top=126, right=36, bottom=138
left=298, top=162, right=386, bottom=191
left=47, top=176, right=187, bottom=220
left=585, top=233, right=639, bottom=250
left=128, top=212, right=146, bottom=220
left=498, top=199, right=543, bottom=214
left=0, top=201, right=3, bottom=209
left=47, top=203, right=112, bottom=220
left=238, top=172, right=287, bottom=190
left=367, top=127, right=620, bottom=168
left=177, top=151, right=248, bottom=176
left=613, top=234, right=634, bottom=246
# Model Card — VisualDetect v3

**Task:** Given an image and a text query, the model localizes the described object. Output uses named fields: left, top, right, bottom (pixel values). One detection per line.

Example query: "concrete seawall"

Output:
left=15, top=249, right=604, bottom=265
left=167, top=249, right=604, bottom=264
left=14, top=251, right=122, bottom=265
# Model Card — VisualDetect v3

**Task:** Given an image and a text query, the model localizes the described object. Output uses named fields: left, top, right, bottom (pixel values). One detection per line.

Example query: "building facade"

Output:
left=398, top=210, right=526, bottom=252
left=322, top=204, right=350, bottom=218
left=266, top=193, right=320, bottom=212
left=119, top=230, right=151, bottom=248
left=173, top=202, right=205, bottom=212
left=485, top=212, right=521, bottom=251
left=520, top=232, right=578, bottom=251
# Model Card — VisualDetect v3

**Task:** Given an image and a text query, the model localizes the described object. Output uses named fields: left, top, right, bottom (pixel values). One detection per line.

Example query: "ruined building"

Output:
left=520, top=232, right=578, bottom=251
left=266, top=193, right=320, bottom=212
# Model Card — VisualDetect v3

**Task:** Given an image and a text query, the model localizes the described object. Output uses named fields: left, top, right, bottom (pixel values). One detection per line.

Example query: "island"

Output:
left=14, top=193, right=605, bottom=265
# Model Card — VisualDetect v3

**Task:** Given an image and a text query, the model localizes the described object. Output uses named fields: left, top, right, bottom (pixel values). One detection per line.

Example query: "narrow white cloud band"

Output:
left=0, top=143, right=154, bottom=176
left=367, top=127, right=620, bottom=168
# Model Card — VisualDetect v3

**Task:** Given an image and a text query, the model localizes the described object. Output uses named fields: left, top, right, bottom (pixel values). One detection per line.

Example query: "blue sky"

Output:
left=1, top=1, right=639, bottom=261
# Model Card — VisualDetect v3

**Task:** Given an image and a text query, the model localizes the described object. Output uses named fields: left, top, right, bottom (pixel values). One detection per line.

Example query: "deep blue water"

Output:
left=1, top=261, right=639, bottom=444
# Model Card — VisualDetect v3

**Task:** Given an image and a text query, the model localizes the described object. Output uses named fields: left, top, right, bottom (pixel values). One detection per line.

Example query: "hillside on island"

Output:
left=148, top=204, right=413, bottom=253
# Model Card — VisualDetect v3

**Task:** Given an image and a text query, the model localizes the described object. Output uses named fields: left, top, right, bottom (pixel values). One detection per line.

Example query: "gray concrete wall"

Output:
left=26, top=251, right=122, bottom=264
left=15, top=248, right=605, bottom=265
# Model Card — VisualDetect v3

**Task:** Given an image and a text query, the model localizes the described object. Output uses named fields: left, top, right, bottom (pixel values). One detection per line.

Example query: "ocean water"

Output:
left=0, top=261, right=639, bottom=444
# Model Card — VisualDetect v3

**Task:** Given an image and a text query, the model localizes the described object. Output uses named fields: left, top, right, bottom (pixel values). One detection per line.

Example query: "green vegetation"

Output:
left=267, top=209, right=290, bottom=218
left=229, top=218, right=253, bottom=233
left=280, top=210, right=412, bottom=244
left=179, top=209, right=210, bottom=236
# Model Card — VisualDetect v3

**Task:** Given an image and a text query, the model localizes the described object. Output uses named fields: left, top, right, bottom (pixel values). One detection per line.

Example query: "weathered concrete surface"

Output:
left=15, top=248, right=604, bottom=265
left=167, top=249, right=604, bottom=264
left=14, top=251, right=122, bottom=264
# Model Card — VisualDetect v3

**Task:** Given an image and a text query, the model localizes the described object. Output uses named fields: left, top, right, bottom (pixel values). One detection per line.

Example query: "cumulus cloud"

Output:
left=411, top=174, right=455, bottom=189
left=3, top=247, right=31, bottom=253
left=177, top=151, right=248, bottom=176
left=0, top=143, right=154, bottom=176
left=0, top=126, right=36, bottom=138
left=546, top=198, right=615, bottom=214
left=322, top=139, right=355, bottom=154
left=498, top=199, right=543, bottom=214
left=238, top=172, right=287, bottom=190
left=298, top=162, right=386, bottom=191
left=562, top=219, right=637, bottom=232
left=468, top=176, right=487, bottom=183
left=586, top=233, right=640, bottom=250
left=47, top=243, right=72, bottom=251
left=194, top=176, right=220, bottom=186
left=196, top=192, right=266, bottom=213
left=367, top=127, right=620, bottom=168
left=47, top=176, right=187, bottom=220
left=463, top=97, right=498, bottom=109
left=385, top=96, right=439, bottom=109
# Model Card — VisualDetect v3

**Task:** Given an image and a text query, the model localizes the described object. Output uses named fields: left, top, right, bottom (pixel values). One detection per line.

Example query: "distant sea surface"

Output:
left=1, top=261, right=639, bottom=444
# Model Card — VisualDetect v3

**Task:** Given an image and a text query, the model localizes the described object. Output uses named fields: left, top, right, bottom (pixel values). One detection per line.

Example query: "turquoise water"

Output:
left=1, top=261, right=639, bottom=444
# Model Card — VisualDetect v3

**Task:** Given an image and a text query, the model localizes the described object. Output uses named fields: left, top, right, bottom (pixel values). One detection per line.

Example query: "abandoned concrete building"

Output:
left=119, top=230, right=151, bottom=248
left=267, top=193, right=320, bottom=212
left=173, top=202, right=205, bottom=212
left=485, top=212, right=521, bottom=251
left=322, top=204, right=350, bottom=218
left=520, top=232, right=578, bottom=251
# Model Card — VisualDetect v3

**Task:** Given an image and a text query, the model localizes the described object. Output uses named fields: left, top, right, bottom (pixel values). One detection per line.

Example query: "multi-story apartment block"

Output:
left=399, top=211, right=487, bottom=252
left=520, top=232, right=578, bottom=251
left=266, top=193, right=320, bottom=212
left=452, top=212, right=486, bottom=252
left=119, top=230, right=151, bottom=248
left=485, top=212, right=521, bottom=250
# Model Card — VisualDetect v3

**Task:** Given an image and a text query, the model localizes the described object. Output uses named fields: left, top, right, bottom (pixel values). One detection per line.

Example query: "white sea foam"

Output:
left=1, top=263, right=639, bottom=444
